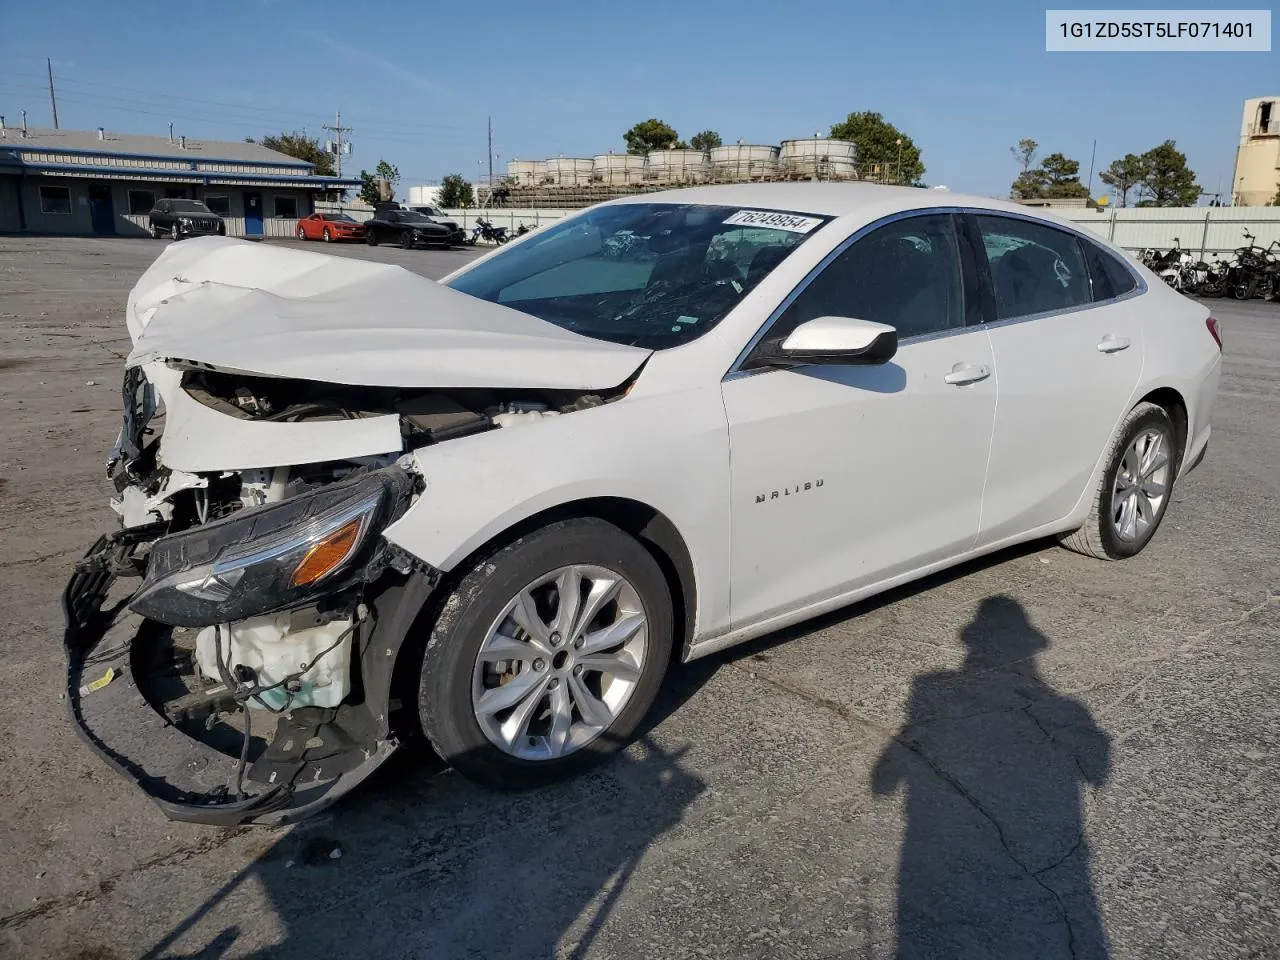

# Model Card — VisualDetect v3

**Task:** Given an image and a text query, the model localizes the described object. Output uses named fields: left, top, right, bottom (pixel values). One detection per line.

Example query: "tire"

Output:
left=366, top=230, right=378, bottom=246
left=418, top=518, right=673, bottom=789
left=1059, top=402, right=1177, bottom=560
left=151, top=224, right=163, bottom=239
left=322, top=227, right=332, bottom=242
left=170, top=224, right=181, bottom=241
left=296, top=226, right=307, bottom=241
left=400, top=231, right=414, bottom=250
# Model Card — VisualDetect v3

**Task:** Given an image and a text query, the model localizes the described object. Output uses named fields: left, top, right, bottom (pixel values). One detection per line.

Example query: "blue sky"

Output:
left=1, top=0, right=1275, bottom=200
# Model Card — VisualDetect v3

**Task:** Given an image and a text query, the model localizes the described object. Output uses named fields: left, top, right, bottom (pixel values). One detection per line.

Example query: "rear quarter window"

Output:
left=1082, top=241, right=1139, bottom=301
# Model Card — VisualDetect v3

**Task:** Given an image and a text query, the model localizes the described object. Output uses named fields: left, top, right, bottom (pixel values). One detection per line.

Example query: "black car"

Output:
left=149, top=199, right=226, bottom=240
left=364, top=208, right=455, bottom=249
left=408, top=205, right=467, bottom=246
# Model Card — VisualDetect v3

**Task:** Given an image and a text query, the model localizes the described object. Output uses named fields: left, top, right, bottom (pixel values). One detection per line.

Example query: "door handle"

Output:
left=943, top=363, right=991, bottom=386
left=1097, top=335, right=1131, bottom=353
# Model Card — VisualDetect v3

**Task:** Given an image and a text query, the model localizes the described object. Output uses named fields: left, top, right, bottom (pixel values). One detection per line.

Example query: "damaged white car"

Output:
left=65, top=185, right=1221, bottom=825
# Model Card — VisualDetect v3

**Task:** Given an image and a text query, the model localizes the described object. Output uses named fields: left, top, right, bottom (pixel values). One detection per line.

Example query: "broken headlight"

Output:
left=130, top=467, right=413, bottom=627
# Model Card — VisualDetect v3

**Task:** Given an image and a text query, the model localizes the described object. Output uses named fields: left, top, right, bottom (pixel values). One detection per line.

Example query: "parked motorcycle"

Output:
left=1192, top=254, right=1233, bottom=298
left=466, top=218, right=509, bottom=245
left=1229, top=230, right=1280, bottom=300
left=514, top=222, right=534, bottom=237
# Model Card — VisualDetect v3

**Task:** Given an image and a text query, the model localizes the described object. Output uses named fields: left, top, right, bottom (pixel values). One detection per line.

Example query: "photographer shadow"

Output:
left=872, top=595, right=1112, bottom=959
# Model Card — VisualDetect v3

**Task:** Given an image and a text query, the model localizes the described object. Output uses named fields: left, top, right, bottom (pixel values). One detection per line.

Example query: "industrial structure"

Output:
left=481, top=135, right=871, bottom=208
left=0, top=124, right=360, bottom=236
left=1232, top=96, right=1280, bottom=206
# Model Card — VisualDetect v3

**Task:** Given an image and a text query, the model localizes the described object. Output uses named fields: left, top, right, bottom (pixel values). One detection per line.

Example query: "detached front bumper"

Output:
left=62, top=531, right=422, bottom=827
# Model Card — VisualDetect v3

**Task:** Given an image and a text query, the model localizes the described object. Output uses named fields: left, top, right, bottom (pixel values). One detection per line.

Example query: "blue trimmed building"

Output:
left=0, top=125, right=361, bottom=237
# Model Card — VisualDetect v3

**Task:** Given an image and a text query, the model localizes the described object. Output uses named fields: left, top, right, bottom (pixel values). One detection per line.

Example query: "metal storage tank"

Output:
left=544, top=157, right=594, bottom=186
left=780, top=138, right=858, bottom=180
left=709, top=144, right=780, bottom=181
left=506, top=159, right=548, bottom=186
left=645, top=149, right=712, bottom=184
left=592, top=153, right=647, bottom=185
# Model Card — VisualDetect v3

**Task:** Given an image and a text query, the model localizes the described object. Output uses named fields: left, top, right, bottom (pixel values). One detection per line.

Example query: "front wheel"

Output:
left=418, top=518, right=673, bottom=789
left=170, top=224, right=181, bottom=241
left=400, top=231, right=414, bottom=249
left=1060, top=402, right=1177, bottom=560
left=366, top=230, right=378, bottom=246
left=322, top=227, right=332, bottom=242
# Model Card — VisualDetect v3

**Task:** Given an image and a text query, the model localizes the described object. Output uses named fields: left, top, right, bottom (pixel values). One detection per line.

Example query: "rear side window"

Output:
left=1082, top=241, right=1139, bottom=301
left=975, top=215, right=1091, bottom=320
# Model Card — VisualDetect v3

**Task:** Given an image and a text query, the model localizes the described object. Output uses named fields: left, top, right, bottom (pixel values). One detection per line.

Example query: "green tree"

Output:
left=623, top=118, right=680, bottom=155
left=1272, top=181, right=1280, bottom=205
left=830, top=112, right=924, bottom=184
left=1040, top=152, right=1089, bottom=198
left=258, top=131, right=336, bottom=176
left=1011, top=138, right=1038, bottom=174
left=1135, top=140, right=1199, bottom=207
left=1011, top=169, right=1048, bottom=199
left=689, top=130, right=723, bottom=152
left=438, top=173, right=474, bottom=208
left=1098, top=153, right=1147, bottom=207
left=357, top=159, right=401, bottom=205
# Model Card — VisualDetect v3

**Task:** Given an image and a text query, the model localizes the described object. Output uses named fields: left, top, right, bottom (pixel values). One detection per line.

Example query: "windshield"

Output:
left=172, top=200, right=214, bottom=214
left=397, top=212, right=435, bottom=224
left=415, top=206, right=443, bottom=217
left=327, top=213, right=357, bottom=222
left=445, top=203, right=829, bottom=349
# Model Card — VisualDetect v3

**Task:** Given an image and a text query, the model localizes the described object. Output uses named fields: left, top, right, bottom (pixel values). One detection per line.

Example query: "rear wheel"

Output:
left=296, top=225, right=307, bottom=241
left=418, top=518, right=673, bottom=789
left=151, top=224, right=163, bottom=239
left=1060, top=402, right=1176, bottom=560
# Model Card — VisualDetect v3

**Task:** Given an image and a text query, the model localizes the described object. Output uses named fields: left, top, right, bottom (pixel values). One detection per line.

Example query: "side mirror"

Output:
left=749, top=316, right=898, bottom=369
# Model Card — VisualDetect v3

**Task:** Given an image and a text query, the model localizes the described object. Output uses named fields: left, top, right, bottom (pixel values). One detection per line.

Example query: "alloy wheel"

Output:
left=471, top=564, right=648, bottom=761
left=1111, top=427, right=1171, bottom=542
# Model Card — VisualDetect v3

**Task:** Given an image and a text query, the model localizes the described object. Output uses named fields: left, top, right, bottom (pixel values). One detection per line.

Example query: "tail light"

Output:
left=1206, top=317, right=1222, bottom=350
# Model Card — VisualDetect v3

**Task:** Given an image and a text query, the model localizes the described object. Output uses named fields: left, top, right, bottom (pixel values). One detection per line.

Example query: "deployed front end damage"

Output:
left=64, top=237, right=649, bottom=825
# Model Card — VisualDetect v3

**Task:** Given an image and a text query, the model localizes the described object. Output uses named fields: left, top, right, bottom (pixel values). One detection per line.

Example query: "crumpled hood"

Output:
left=125, top=237, right=651, bottom=391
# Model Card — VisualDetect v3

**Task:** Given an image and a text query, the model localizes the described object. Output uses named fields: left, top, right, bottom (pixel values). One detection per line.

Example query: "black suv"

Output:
left=149, top=199, right=226, bottom=240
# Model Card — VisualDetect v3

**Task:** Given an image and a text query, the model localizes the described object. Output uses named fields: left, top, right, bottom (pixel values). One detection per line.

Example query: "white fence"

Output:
left=121, top=213, right=304, bottom=239
left=1058, top=206, right=1280, bottom=259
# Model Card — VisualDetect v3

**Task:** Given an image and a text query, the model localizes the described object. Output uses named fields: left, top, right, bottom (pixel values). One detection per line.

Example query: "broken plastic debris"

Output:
left=85, top=380, right=97, bottom=386
left=78, top=667, right=115, bottom=697
left=329, top=847, right=342, bottom=860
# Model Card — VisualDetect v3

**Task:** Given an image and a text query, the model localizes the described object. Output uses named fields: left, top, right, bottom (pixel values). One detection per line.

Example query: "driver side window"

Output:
left=767, top=214, right=965, bottom=348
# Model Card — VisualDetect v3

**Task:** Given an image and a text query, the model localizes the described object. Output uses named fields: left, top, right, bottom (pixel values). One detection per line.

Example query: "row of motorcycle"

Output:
left=1138, top=230, right=1280, bottom=300
left=466, top=218, right=535, bottom=245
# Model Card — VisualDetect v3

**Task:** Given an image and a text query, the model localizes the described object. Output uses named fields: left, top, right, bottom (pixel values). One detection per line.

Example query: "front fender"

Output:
left=382, top=386, right=732, bottom=641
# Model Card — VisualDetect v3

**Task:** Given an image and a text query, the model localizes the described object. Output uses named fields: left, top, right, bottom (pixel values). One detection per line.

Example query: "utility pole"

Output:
left=487, top=116, right=493, bottom=189
left=47, top=58, right=59, bottom=130
left=1086, top=138, right=1097, bottom=196
left=322, top=109, right=353, bottom=177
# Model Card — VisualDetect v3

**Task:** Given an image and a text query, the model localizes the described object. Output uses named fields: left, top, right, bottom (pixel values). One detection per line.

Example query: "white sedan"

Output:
left=65, top=184, right=1221, bottom=824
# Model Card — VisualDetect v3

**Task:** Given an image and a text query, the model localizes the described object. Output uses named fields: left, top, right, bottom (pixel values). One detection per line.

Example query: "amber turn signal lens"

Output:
left=289, top=517, right=364, bottom=588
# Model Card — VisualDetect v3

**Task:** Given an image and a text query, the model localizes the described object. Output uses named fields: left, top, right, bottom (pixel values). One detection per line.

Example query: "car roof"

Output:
left=602, top=182, right=1088, bottom=227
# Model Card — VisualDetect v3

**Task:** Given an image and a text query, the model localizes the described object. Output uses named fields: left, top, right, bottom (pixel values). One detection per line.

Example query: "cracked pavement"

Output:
left=1, top=237, right=1277, bottom=959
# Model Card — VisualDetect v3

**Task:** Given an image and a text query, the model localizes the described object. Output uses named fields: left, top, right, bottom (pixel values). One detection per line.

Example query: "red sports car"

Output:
left=295, top=212, right=366, bottom=242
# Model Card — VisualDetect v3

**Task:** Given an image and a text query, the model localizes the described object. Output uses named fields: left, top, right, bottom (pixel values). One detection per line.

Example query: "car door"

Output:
left=968, top=214, right=1145, bottom=546
left=722, top=212, right=997, bottom=628
left=152, top=199, right=168, bottom=229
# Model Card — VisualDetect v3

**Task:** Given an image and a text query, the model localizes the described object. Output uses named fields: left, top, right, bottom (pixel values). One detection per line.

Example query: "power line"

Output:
left=0, top=69, right=466, bottom=132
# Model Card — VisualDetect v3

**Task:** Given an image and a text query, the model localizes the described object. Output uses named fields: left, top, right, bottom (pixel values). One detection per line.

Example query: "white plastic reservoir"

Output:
left=709, top=144, right=780, bottom=181
left=544, top=157, right=594, bottom=186
left=195, top=611, right=354, bottom=711
left=779, top=138, right=858, bottom=179
left=506, top=159, right=547, bottom=186
left=592, top=153, right=647, bottom=185
left=646, top=149, right=712, bottom=183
